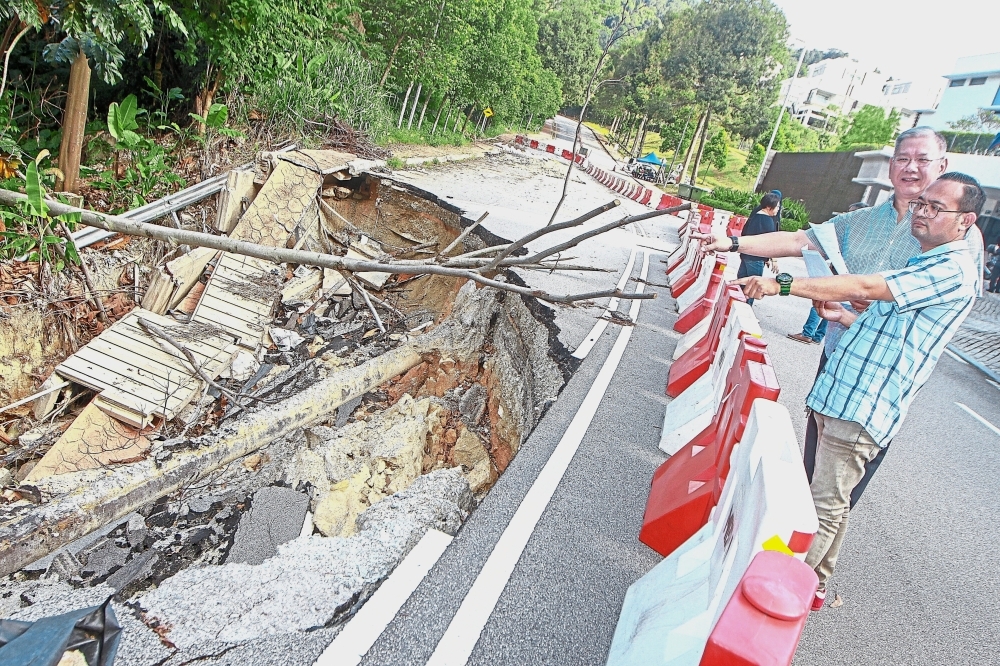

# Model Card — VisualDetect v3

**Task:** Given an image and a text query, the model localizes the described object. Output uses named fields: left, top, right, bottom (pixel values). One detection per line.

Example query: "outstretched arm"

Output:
left=693, top=229, right=817, bottom=258
left=737, top=273, right=893, bottom=303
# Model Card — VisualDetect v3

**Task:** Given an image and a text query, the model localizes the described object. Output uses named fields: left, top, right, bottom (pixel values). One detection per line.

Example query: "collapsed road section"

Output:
left=0, top=147, right=681, bottom=663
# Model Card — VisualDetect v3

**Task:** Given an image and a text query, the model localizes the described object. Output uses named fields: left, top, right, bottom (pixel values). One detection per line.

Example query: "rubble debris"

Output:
left=225, top=486, right=310, bottom=565
left=137, top=468, right=470, bottom=650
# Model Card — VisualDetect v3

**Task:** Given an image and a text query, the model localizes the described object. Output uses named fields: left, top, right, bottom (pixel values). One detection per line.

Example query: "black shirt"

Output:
left=739, top=211, right=777, bottom=263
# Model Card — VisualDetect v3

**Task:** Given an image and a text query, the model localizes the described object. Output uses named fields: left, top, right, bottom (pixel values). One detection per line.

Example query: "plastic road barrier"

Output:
left=666, top=288, right=758, bottom=397
left=674, top=265, right=726, bottom=334
left=608, top=400, right=818, bottom=666
left=676, top=256, right=726, bottom=313
left=660, top=334, right=769, bottom=457
left=641, top=360, right=780, bottom=557
left=700, top=550, right=818, bottom=666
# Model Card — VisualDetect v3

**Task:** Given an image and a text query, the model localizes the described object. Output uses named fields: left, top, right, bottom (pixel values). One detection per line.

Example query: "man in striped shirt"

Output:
left=738, top=173, right=984, bottom=610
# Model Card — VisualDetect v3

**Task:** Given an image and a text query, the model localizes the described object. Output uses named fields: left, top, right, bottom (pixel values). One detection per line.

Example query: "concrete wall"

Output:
left=760, top=151, right=867, bottom=223
left=925, top=74, right=1000, bottom=129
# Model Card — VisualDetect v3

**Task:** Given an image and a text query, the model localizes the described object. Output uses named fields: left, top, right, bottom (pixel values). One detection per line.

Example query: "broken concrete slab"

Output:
left=225, top=486, right=310, bottom=565
left=0, top=579, right=173, bottom=666
left=25, top=402, right=153, bottom=481
left=137, top=469, right=470, bottom=650
left=230, top=160, right=321, bottom=249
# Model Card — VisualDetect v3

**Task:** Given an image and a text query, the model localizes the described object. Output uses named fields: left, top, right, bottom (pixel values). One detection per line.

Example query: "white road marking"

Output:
left=988, top=379, right=1000, bottom=392
left=572, top=248, right=638, bottom=359
left=956, top=402, right=1000, bottom=438
left=314, top=529, right=453, bottom=666
left=944, top=348, right=969, bottom=365
left=425, top=252, right=651, bottom=666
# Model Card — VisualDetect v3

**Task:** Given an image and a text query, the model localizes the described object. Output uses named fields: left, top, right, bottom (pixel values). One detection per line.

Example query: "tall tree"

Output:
left=536, top=0, right=607, bottom=105
left=837, top=104, right=901, bottom=150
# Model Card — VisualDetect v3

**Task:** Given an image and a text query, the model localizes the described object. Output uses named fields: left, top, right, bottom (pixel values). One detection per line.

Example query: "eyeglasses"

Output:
left=892, top=156, right=943, bottom=168
left=907, top=200, right=966, bottom=219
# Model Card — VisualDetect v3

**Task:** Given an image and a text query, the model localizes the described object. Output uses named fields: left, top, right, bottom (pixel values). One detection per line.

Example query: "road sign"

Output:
left=483, top=107, right=494, bottom=117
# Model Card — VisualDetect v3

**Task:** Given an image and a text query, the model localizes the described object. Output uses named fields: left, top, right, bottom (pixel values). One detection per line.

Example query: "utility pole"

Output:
left=755, top=44, right=807, bottom=191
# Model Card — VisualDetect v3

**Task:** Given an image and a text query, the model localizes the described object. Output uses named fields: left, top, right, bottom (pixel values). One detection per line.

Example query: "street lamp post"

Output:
left=755, top=44, right=807, bottom=191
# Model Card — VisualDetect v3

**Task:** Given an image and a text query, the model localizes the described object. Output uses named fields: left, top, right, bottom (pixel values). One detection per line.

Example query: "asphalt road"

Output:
left=357, top=125, right=1000, bottom=665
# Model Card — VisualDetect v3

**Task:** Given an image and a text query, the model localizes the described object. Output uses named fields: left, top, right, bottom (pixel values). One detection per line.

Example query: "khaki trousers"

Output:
left=804, top=412, right=882, bottom=591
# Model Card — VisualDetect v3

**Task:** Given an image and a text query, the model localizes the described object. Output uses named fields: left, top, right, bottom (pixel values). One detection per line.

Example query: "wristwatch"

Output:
left=776, top=272, right=793, bottom=296
left=728, top=236, right=739, bottom=252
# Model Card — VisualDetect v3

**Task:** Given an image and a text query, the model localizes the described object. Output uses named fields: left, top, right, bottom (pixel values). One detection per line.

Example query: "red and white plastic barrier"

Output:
left=607, top=400, right=818, bottom=666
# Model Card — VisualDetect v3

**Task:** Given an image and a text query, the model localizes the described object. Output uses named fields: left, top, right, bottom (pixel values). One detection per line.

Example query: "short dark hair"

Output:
left=760, top=193, right=780, bottom=210
left=937, top=172, right=986, bottom=215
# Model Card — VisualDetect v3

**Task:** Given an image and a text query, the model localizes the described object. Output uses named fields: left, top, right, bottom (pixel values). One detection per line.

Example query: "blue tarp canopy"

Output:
left=636, top=152, right=664, bottom=166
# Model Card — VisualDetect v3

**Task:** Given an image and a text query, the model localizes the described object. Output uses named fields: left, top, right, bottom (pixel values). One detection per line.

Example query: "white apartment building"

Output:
left=919, top=52, right=1000, bottom=130
left=778, top=57, right=945, bottom=132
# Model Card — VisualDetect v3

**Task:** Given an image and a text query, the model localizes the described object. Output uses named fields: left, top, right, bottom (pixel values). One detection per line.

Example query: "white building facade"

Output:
left=920, top=52, right=1000, bottom=130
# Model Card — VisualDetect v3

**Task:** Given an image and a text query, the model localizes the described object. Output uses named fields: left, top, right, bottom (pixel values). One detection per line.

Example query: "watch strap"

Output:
left=728, top=236, right=739, bottom=253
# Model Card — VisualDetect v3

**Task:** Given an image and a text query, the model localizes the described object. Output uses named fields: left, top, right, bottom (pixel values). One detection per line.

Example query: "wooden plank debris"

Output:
left=215, top=169, right=258, bottom=234
left=166, top=247, right=218, bottom=310
left=53, top=309, right=238, bottom=421
left=191, top=253, right=280, bottom=348
left=141, top=266, right=174, bottom=315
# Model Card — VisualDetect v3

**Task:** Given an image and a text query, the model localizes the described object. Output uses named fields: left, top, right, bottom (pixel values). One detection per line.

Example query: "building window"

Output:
left=950, top=79, right=967, bottom=87
left=970, top=77, right=988, bottom=85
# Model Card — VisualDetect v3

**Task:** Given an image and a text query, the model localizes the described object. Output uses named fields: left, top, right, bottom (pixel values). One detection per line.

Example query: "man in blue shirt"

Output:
left=694, top=128, right=984, bottom=513
left=738, top=173, right=984, bottom=611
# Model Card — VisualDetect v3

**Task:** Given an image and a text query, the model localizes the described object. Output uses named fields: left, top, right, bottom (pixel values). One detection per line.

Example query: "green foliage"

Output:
left=0, top=155, right=83, bottom=269
left=386, top=156, right=405, bottom=169
left=536, top=0, right=607, bottom=105
left=95, top=98, right=186, bottom=211
left=838, top=105, right=900, bottom=151
left=711, top=186, right=759, bottom=210
left=700, top=196, right=751, bottom=217
left=740, top=143, right=765, bottom=178
left=939, top=131, right=998, bottom=154
left=108, top=94, right=144, bottom=149
left=780, top=198, right=809, bottom=227
left=703, top=129, right=729, bottom=171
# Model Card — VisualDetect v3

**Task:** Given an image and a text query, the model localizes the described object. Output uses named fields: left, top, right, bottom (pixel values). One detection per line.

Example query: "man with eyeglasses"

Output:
left=736, top=172, right=984, bottom=611
left=693, top=127, right=984, bottom=515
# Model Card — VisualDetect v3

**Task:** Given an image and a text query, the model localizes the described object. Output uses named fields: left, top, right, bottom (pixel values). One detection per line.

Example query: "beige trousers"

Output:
left=804, top=412, right=882, bottom=591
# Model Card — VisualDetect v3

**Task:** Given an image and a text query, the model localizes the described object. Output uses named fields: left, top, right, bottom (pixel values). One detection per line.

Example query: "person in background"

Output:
left=987, top=243, right=1000, bottom=293
left=737, top=192, right=781, bottom=305
left=788, top=202, right=871, bottom=345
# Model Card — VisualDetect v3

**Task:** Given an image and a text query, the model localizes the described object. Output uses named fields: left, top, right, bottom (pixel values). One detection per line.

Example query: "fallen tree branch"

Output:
left=440, top=211, right=488, bottom=256
left=485, top=200, right=620, bottom=270
left=0, top=190, right=659, bottom=304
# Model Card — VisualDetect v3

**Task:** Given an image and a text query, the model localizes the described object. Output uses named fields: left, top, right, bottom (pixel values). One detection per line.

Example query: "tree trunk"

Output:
left=56, top=50, right=91, bottom=193
left=526, top=112, right=533, bottom=131
left=379, top=33, right=406, bottom=88
left=431, top=98, right=447, bottom=135
left=680, top=111, right=706, bottom=185
left=407, top=82, right=422, bottom=129
left=632, top=114, right=648, bottom=156
left=452, top=106, right=461, bottom=133
left=689, top=109, right=711, bottom=186
left=398, top=80, right=414, bottom=128
left=418, top=94, right=431, bottom=130
left=461, top=105, right=472, bottom=134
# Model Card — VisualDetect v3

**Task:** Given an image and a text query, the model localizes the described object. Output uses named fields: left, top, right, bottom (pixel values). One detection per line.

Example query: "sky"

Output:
left=773, top=0, right=999, bottom=80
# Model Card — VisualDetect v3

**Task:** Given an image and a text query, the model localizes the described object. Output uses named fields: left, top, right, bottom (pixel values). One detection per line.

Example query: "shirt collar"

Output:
left=909, top=239, right=971, bottom=262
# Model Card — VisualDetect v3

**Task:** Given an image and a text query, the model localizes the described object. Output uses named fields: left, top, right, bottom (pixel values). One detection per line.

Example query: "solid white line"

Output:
left=944, top=348, right=969, bottom=365
left=314, top=529, right=453, bottom=666
left=955, top=402, right=1000, bottom=438
left=572, top=248, right=637, bottom=360
left=425, top=252, right=650, bottom=666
